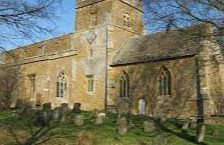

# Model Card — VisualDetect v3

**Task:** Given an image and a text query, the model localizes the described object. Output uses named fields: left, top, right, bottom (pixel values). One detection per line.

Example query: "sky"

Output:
left=1, top=0, right=76, bottom=50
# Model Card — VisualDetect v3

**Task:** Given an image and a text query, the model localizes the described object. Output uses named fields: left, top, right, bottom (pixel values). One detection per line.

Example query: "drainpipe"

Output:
left=104, top=12, right=109, bottom=112
left=195, top=56, right=205, bottom=122
left=195, top=56, right=206, bottom=143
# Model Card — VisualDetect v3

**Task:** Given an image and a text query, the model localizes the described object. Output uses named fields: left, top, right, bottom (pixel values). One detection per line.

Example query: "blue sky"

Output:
left=2, top=0, right=76, bottom=50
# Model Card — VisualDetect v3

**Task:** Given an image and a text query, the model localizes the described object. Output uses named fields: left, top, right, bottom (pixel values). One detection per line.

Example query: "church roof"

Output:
left=112, top=26, right=205, bottom=66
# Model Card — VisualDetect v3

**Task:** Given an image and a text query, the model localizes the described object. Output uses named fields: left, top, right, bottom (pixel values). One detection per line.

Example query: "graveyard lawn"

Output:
left=0, top=110, right=223, bottom=145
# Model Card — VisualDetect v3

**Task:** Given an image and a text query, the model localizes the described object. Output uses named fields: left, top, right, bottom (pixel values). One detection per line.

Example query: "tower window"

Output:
left=120, top=71, right=129, bottom=98
left=123, top=14, right=131, bottom=27
left=56, top=71, right=67, bottom=98
left=158, top=67, right=171, bottom=96
left=87, top=75, right=94, bottom=92
left=91, top=12, right=98, bottom=26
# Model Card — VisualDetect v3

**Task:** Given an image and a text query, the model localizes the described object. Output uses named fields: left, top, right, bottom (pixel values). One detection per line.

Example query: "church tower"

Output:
left=73, top=0, right=144, bottom=110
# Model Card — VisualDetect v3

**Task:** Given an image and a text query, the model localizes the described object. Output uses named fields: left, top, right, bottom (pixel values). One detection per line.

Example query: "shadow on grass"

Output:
left=151, top=117, right=207, bottom=145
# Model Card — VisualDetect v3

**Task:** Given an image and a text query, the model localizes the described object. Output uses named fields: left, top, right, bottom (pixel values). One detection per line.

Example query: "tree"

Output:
left=0, top=0, right=62, bottom=53
left=0, top=66, right=22, bottom=109
left=144, top=0, right=224, bottom=33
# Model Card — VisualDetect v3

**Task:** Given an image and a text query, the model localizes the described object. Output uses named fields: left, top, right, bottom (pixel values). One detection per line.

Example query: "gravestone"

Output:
left=212, top=129, right=220, bottom=137
left=95, top=115, right=104, bottom=125
left=23, top=107, right=35, bottom=121
left=42, top=103, right=51, bottom=111
left=61, top=103, right=69, bottom=112
left=197, top=124, right=206, bottom=143
left=73, top=103, right=81, bottom=112
left=143, top=121, right=156, bottom=133
left=182, top=119, right=191, bottom=131
left=117, top=117, right=128, bottom=136
left=15, top=99, right=23, bottom=109
left=154, top=134, right=168, bottom=145
left=189, top=119, right=197, bottom=129
left=76, top=131, right=94, bottom=145
left=92, top=109, right=100, bottom=119
left=74, top=115, right=84, bottom=126
left=52, top=107, right=62, bottom=120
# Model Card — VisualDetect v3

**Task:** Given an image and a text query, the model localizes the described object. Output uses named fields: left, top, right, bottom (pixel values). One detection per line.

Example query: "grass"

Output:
left=0, top=110, right=223, bottom=145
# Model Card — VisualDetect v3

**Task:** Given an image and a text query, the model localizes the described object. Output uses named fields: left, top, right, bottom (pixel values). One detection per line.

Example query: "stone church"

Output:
left=0, top=0, right=224, bottom=121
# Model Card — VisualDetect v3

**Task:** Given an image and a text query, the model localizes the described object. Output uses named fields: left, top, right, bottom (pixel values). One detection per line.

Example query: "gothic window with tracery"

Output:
left=56, top=71, right=67, bottom=98
left=158, top=67, right=171, bottom=96
left=87, top=75, right=94, bottom=92
left=120, top=71, right=129, bottom=98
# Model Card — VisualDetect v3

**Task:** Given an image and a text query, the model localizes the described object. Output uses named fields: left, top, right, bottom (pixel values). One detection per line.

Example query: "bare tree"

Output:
left=0, top=66, right=22, bottom=110
left=144, top=0, right=224, bottom=32
left=0, top=0, right=62, bottom=52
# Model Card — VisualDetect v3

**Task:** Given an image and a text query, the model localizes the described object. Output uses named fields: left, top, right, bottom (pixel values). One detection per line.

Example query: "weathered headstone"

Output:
left=52, top=107, right=62, bottom=120
left=74, top=115, right=85, bottom=126
left=92, top=109, right=100, bottom=119
left=42, top=103, right=51, bottom=111
left=76, top=131, right=94, bottom=145
left=117, top=117, right=128, bottom=136
left=197, top=124, right=206, bottom=143
left=143, top=121, right=156, bottom=133
left=15, top=99, right=23, bottom=109
left=23, top=107, right=35, bottom=121
left=154, top=134, right=168, bottom=145
left=95, top=115, right=104, bottom=125
left=212, top=129, right=220, bottom=137
left=182, top=120, right=190, bottom=131
left=189, top=119, right=197, bottom=129
left=73, top=103, right=81, bottom=112
left=61, top=103, right=69, bottom=112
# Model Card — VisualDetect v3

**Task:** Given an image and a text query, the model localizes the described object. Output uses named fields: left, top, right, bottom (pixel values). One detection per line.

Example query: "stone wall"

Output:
left=110, top=56, right=198, bottom=118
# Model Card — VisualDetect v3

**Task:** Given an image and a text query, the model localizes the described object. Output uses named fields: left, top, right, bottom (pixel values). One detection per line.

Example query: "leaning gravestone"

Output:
left=117, top=117, right=128, bottom=136
left=189, top=119, right=197, bottom=129
left=197, top=124, right=206, bottom=143
left=76, top=131, right=94, bottom=145
left=143, top=121, right=156, bottom=133
left=74, top=115, right=85, bottom=126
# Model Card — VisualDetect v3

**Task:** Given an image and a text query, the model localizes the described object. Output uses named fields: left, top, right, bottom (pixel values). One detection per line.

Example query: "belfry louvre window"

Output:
left=91, top=12, right=98, bottom=26
left=123, top=14, right=130, bottom=27
left=87, top=75, right=94, bottom=92
left=120, top=71, right=129, bottom=98
left=159, top=67, right=171, bottom=96
left=56, top=71, right=67, bottom=98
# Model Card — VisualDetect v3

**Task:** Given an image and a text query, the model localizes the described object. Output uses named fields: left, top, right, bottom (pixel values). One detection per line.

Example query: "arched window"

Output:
left=87, top=75, right=94, bottom=93
left=158, top=67, right=171, bottom=96
left=139, top=98, right=146, bottom=115
left=123, top=14, right=130, bottom=27
left=120, top=71, right=129, bottom=98
left=56, top=71, right=67, bottom=98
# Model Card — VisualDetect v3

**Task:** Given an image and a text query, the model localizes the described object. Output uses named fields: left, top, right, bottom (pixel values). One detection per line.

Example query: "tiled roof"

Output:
left=112, top=26, right=205, bottom=66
